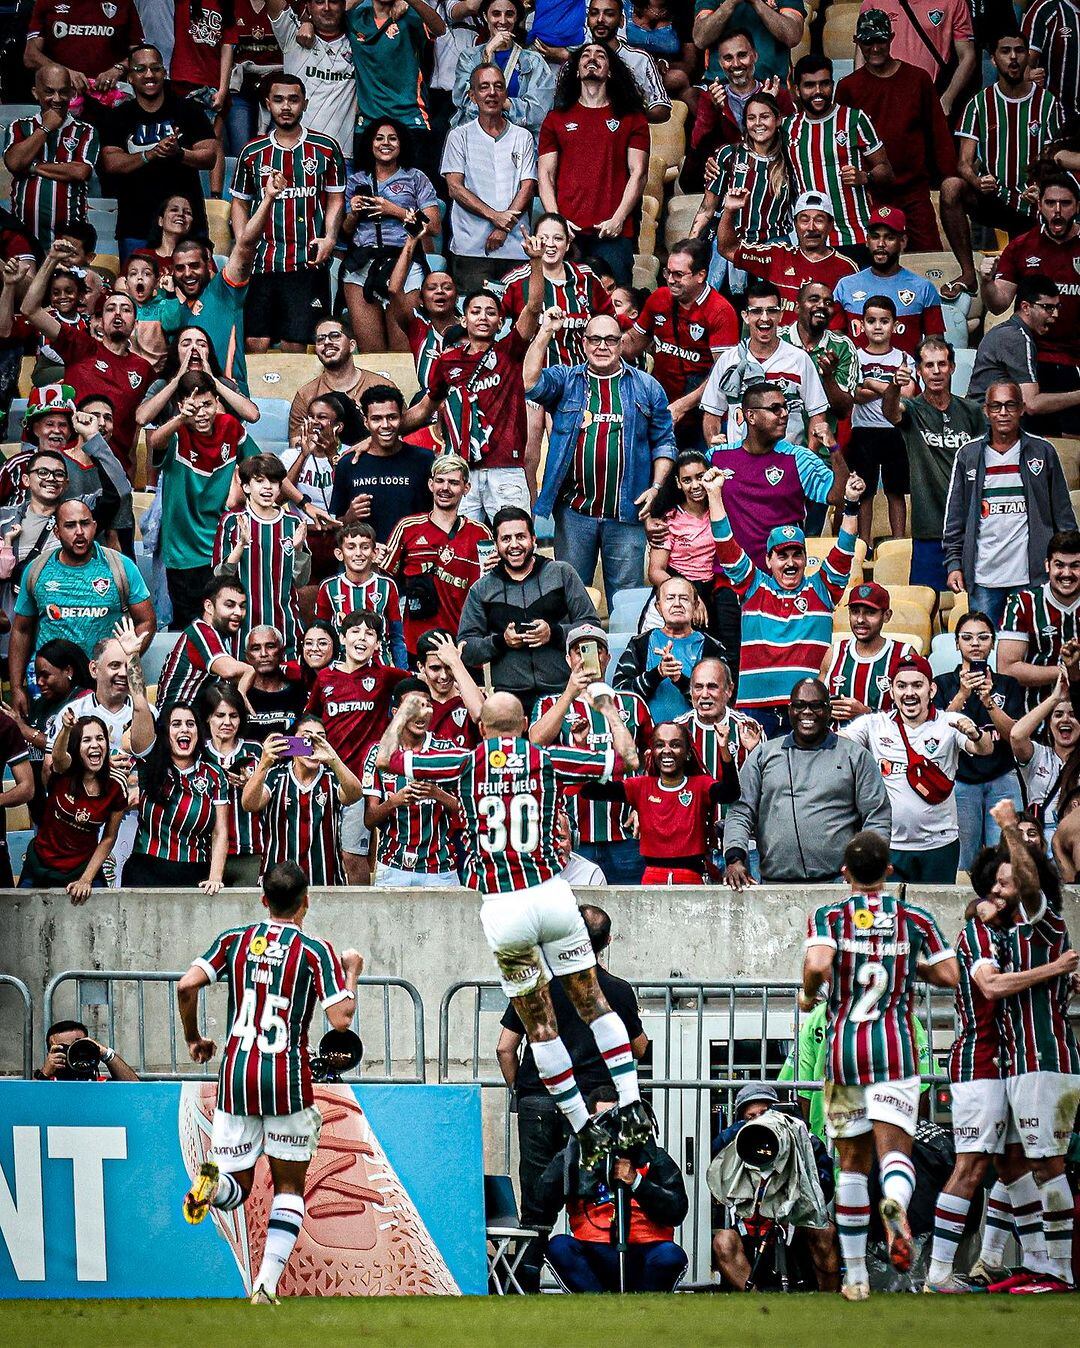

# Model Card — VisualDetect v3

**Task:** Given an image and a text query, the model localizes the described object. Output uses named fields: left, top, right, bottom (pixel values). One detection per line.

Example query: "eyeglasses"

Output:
left=790, top=700, right=828, bottom=712
left=32, top=468, right=67, bottom=481
left=746, top=305, right=781, bottom=316
left=663, top=268, right=694, bottom=280
left=315, top=331, right=345, bottom=343
left=751, top=402, right=787, bottom=415
left=987, top=400, right=1020, bottom=411
left=585, top=333, right=620, bottom=346
left=131, top=62, right=164, bottom=74
left=1030, top=300, right=1060, bottom=312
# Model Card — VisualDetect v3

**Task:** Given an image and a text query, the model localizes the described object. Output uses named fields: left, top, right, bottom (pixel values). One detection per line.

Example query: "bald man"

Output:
left=377, top=686, right=652, bottom=1169
left=3, top=63, right=99, bottom=246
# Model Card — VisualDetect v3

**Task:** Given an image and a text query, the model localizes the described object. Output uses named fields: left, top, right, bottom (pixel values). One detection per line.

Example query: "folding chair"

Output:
left=485, top=1174, right=539, bottom=1296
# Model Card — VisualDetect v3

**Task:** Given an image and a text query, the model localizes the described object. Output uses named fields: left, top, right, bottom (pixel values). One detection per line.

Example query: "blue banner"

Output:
left=0, top=1081, right=486, bottom=1298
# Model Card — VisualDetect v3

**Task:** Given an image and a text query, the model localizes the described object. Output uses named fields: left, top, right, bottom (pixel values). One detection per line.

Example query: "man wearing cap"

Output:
left=711, top=1082, right=839, bottom=1292
left=855, top=0, right=976, bottom=120
left=842, top=653, right=992, bottom=882
left=837, top=10, right=976, bottom=298
left=833, top=207, right=946, bottom=357
left=531, top=626, right=653, bottom=884
left=716, top=187, right=858, bottom=326
left=822, top=582, right=916, bottom=723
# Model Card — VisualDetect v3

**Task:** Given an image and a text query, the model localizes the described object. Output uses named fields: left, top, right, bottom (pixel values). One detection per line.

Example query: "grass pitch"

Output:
left=0, top=1294, right=1072, bottom=1347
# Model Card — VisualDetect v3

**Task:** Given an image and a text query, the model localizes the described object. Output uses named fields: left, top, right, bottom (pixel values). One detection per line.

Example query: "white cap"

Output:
left=794, top=190, right=834, bottom=218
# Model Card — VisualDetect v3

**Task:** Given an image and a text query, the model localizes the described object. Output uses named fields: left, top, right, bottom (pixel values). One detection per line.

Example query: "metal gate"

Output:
left=0, top=973, right=33, bottom=1078
left=439, top=977, right=957, bottom=1283
left=43, top=970, right=426, bottom=1083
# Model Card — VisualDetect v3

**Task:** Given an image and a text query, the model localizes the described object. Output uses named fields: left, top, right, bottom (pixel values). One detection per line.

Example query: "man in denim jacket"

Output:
left=524, top=307, right=676, bottom=607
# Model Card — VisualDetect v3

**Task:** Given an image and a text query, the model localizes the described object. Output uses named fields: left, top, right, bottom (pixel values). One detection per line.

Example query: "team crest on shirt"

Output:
left=281, top=538, right=293, bottom=554
left=876, top=675, right=891, bottom=692
left=302, top=157, right=318, bottom=175
left=452, top=706, right=468, bottom=726
left=220, top=444, right=231, bottom=460
left=679, top=789, right=692, bottom=806
left=928, top=8, right=944, bottom=22
left=190, top=774, right=209, bottom=795
left=606, top=119, right=620, bottom=131
left=1029, top=458, right=1044, bottom=475
left=440, top=545, right=455, bottom=565
left=794, top=596, right=808, bottom=612
left=74, top=806, right=91, bottom=824
left=91, top=576, right=111, bottom=596
left=898, top=290, right=915, bottom=306
left=689, top=323, right=705, bottom=341
left=102, top=1, right=117, bottom=14
left=924, top=738, right=940, bottom=754
left=127, top=370, right=142, bottom=389
left=992, top=693, right=1005, bottom=708
left=765, top=466, right=784, bottom=485
left=362, top=676, right=376, bottom=692
left=836, top=131, right=848, bottom=147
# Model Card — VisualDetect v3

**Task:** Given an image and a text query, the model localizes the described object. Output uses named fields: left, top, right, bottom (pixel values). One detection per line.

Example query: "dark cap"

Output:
left=734, top=1082, right=779, bottom=1118
left=855, top=8, right=893, bottom=42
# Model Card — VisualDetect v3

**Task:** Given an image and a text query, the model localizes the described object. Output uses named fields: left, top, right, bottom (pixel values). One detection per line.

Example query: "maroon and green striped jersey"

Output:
left=261, top=762, right=344, bottom=886
left=948, top=917, right=1008, bottom=1083
left=204, top=738, right=263, bottom=858
left=361, top=740, right=454, bottom=874
left=196, top=920, right=350, bottom=1115
left=1001, top=891, right=1080, bottom=1076
left=231, top=128, right=345, bottom=273
left=530, top=692, right=652, bottom=844
left=157, top=618, right=236, bottom=709
left=314, top=572, right=401, bottom=664
left=563, top=372, right=626, bottom=519
left=712, top=144, right=792, bottom=246
left=785, top=105, right=882, bottom=247
left=132, top=758, right=227, bottom=864
left=1001, top=582, right=1080, bottom=712
left=823, top=636, right=915, bottom=715
left=957, top=84, right=1061, bottom=217
left=6, top=114, right=98, bottom=245
left=500, top=261, right=613, bottom=367
left=395, top=736, right=615, bottom=893
left=214, top=508, right=303, bottom=658
left=806, top=891, right=953, bottom=1085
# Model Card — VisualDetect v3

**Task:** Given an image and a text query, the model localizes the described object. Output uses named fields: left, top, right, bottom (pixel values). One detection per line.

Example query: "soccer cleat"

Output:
left=249, top=1287, right=280, bottom=1305
left=183, top=1161, right=220, bottom=1225
left=962, top=1258, right=1004, bottom=1289
left=923, top=1275, right=980, bottom=1294
left=986, top=1270, right=1038, bottom=1293
left=577, top=1115, right=614, bottom=1170
left=879, top=1198, right=913, bottom=1273
left=1010, top=1276, right=1074, bottom=1295
left=615, top=1099, right=652, bottom=1153
left=841, top=1281, right=870, bottom=1301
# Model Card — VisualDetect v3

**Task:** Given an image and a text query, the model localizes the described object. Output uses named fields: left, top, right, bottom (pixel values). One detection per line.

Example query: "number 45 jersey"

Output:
left=393, top=736, right=615, bottom=895
left=806, top=892, right=954, bottom=1086
left=196, top=923, right=350, bottom=1116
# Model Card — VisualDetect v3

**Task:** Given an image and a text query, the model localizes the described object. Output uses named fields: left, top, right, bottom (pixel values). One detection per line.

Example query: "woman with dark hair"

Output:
left=299, top=621, right=339, bottom=693
left=341, top=118, right=442, bottom=353
left=452, top=0, right=554, bottom=137
left=22, top=713, right=127, bottom=900
left=124, top=676, right=228, bottom=889
left=136, top=325, right=260, bottom=429
left=144, top=195, right=198, bottom=272
left=198, top=681, right=263, bottom=885
left=2, top=637, right=90, bottom=821
left=1011, top=666, right=1080, bottom=846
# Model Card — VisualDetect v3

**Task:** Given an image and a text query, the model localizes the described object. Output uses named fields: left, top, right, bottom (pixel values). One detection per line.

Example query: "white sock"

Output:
left=1007, top=1173, right=1050, bottom=1274
left=929, top=1192, right=970, bottom=1283
left=979, top=1181, right=1011, bottom=1268
left=1039, top=1174, right=1075, bottom=1283
left=254, top=1194, right=304, bottom=1295
left=836, top=1171, right=870, bottom=1286
left=531, top=1035, right=589, bottom=1132
left=880, top=1150, right=916, bottom=1212
left=587, top=1011, right=640, bottom=1106
left=211, top=1171, right=245, bottom=1211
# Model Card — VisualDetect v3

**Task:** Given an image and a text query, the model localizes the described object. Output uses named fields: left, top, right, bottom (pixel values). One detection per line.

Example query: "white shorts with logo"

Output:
left=460, top=467, right=531, bottom=526
left=375, top=863, right=458, bottom=889
left=340, top=799, right=372, bottom=855
left=210, top=1104, right=323, bottom=1172
left=825, top=1075, right=921, bottom=1140
left=1004, top=1071, right=1080, bottom=1158
left=479, top=875, right=596, bottom=997
left=950, top=1079, right=1008, bottom=1154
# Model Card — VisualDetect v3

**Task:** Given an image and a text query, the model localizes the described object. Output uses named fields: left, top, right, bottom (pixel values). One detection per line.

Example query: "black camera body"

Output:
left=309, top=1029, right=364, bottom=1084
left=58, top=1037, right=103, bottom=1081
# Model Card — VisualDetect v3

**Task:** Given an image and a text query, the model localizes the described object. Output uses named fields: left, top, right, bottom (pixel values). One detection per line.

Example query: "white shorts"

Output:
left=479, top=875, right=596, bottom=997
left=950, top=1079, right=1008, bottom=1154
left=460, top=467, right=531, bottom=525
left=1004, top=1071, right=1080, bottom=1158
left=340, top=799, right=372, bottom=855
left=210, top=1104, right=323, bottom=1172
left=825, top=1075, right=921, bottom=1140
left=375, top=863, right=458, bottom=889
left=343, top=259, right=426, bottom=292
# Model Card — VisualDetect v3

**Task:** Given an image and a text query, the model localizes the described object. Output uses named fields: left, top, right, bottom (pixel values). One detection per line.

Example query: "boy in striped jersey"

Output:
left=823, top=582, right=914, bottom=724
left=927, top=805, right=1079, bottom=1292
left=801, top=829, right=958, bottom=1300
left=703, top=460, right=864, bottom=734
left=314, top=522, right=406, bottom=668
left=376, top=687, right=650, bottom=1166
left=999, top=531, right=1080, bottom=712
left=178, top=860, right=364, bottom=1304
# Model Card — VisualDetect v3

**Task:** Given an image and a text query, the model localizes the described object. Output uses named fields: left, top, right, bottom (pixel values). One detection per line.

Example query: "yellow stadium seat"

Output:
left=823, top=4, right=859, bottom=58
left=641, top=194, right=661, bottom=227
left=355, top=351, right=419, bottom=402
left=1048, top=438, right=1080, bottom=490
left=246, top=352, right=321, bottom=402
left=878, top=584, right=938, bottom=616
left=204, top=209, right=232, bottom=257
left=18, top=355, right=34, bottom=396
left=649, top=101, right=687, bottom=181
left=804, top=535, right=867, bottom=583
left=7, top=803, right=30, bottom=831
left=633, top=255, right=660, bottom=289
left=869, top=491, right=912, bottom=542
left=946, top=594, right=971, bottom=631
left=92, top=254, right=119, bottom=281
left=872, top=539, right=912, bottom=586
left=645, top=155, right=667, bottom=203
left=884, top=628, right=928, bottom=655
left=637, top=217, right=658, bottom=257
left=664, top=194, right=704, bottom=251
left=983, top=304, right=1014, bottom=333
left=1072, top=489, right=1080, bottom=521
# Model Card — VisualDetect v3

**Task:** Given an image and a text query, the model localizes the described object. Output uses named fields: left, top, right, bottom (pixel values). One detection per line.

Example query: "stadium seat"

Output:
left=355, top=352, right=420, bottom=402
left=983, top=304, right=1013, bottom=333
left=132, top=490, right=154, bottom=540
left=534, top=513, right=555, bottom=543
left=879, top=584, right=937, bottom=616
left=869, top=491, right=911, bottom=542
left=871, top=539, right=912, bottom=586
left=953, top=346, right=976, bottom=395
left=605, top=630, right=631, bottom=669
left=246, top=353, right=320, bottom=403
left=1048, top=438, right=1080, bottom=490
left=946, top=593, right=970, bottom=631
left=645, top=155, right=667, bottom=204
left=0, top=104, right=36, bottom=129
left=1072, top=489, right=1080, bottom=521
left=141, top=632, right=178, bottom=686
left=804, top=535, right=867, bottom=583
left=6, top=400, right=27, bottom=440
left=633, top=255, right=660, bottom=290
left=204, top=199, right=233, bottom=256
left=484, top=1174, right=538, bottom=1296
left=649, top=100, right=687, bottom=183
left=92, top=254, right=120, bottom=282
left=823, top=4, right=858, bottom=57
left=637, top=216, right=658, bottom=258
left=664, top=194, right=703, bottom=251
left=929, top=631, right=961, bottom=677
left=252, top=397, right=292, bottom=448
left=835, top=599, right=931, bottom=651
left=607, top=585, right=652, bottom=633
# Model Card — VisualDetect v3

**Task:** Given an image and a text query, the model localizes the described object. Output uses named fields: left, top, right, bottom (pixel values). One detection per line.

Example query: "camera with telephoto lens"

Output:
left=59, top=1037, right=103, bottom=1080
left=310, top=1029, right=364, bottom=1083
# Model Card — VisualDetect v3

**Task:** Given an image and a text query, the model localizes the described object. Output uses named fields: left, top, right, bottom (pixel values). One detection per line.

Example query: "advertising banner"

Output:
left=0, top=1081, right=486, bottom=1298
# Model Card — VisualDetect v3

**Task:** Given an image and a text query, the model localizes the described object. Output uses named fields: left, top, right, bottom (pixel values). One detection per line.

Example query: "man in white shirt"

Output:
left=441, top=62, right=538, bottom=292
left=269, top=0, right=357, bottom=162
left=842, top=653, right=990, bottom=883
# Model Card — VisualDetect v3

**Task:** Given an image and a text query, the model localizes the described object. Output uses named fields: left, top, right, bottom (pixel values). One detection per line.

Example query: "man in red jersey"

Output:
left=982, top=175, right=1080, bottom=435
left=24, top=0, right=142, bottom=107
left=622, top=235, right=738, bottom=447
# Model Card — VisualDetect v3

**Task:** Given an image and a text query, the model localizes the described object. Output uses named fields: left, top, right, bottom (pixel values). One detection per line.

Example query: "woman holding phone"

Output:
left=240, top=714, right=363, bottom=886
left=933, top=609, right=1023, bottom=871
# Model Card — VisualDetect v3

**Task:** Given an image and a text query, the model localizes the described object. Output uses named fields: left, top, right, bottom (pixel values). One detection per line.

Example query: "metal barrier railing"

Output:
left=44, top=970, right=427, bottom=1083
left=439, top=977, right=958, bottom=1283
left=0, top=973, right=33, bottom=1078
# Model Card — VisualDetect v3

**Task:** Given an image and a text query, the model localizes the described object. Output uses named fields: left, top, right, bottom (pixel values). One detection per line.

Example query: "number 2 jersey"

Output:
left=196, top=921, right=350, bottom=1116
left=393, top=735, right=614, bottom=894
left=806, top=891, right=953, bottom=1085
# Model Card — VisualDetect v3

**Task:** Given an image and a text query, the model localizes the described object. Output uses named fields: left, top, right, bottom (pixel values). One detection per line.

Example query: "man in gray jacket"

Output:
left=458, top=506, right=599, bottom=711
left=943, top=380, right=1076, bottom=627
left=723, top=678, right=891, bottom=887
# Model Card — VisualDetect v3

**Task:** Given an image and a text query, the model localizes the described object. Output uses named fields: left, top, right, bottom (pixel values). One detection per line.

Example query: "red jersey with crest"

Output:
left=731, top=242, right=857, bottom=327
left=427, top=329, right=528, bottom=470
left=305, top=662, right=411, bottom=773
left=33, top=771, right=127, bottom=871
left=620, top=773, right=722, bottom=860
left=382, top=511, right=492, bottom=654
left=428, top=695, right=480, bottom=750
left=27, top=0, right=144, bottom=77
left=48, top=323, right=153, bottom=473
left=632, top=285, right=738, bottom=400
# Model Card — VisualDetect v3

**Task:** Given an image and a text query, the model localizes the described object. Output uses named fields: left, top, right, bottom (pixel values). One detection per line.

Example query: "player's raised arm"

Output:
left=991, top=797, right=1048, bottom=924
left=177, top=964, right=216, bottom=1064
left=374, top=694, right=419, bottom=771
left=588, top=686, right=640, bottom=772
left=325, top=948, right=364, bottom=1031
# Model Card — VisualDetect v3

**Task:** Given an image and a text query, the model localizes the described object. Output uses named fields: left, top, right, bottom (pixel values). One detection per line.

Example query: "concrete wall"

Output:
left=6, top=884, right=1080, bottom=1077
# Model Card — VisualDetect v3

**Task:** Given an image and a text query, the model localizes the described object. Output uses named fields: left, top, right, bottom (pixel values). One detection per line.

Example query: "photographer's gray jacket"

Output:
left=942, top=432, right=1076, bottom=591
left=723, top=732, right=891, bottom=882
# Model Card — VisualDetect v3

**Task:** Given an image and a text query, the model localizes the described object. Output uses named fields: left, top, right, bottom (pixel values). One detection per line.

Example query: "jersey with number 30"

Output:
left=196, top=921, right=350, bottom=1116
left=806, top=891, right=953, bottom=1086
left=395, top=736, right=614, bottom=894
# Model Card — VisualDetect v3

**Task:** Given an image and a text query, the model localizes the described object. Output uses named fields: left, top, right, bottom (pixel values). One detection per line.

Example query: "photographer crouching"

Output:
left=35, top=1019, right=139, bottom=1082
left=709, top=1083, right=839, bottom=1292
left=536, top=1085, right=689, bottom=1293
